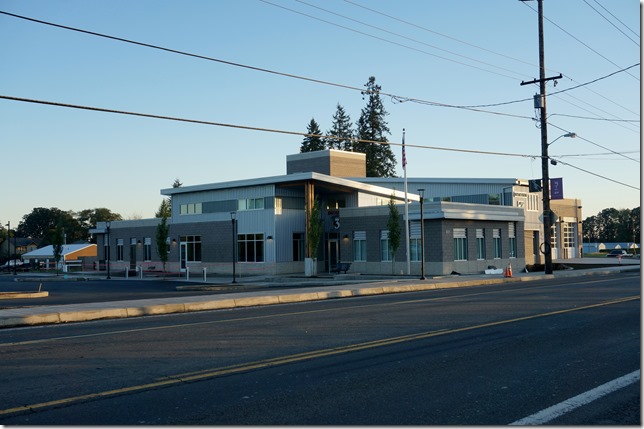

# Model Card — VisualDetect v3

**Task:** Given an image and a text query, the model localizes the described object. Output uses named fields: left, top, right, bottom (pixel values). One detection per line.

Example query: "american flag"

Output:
left=402, top=129, right=407, bottom=169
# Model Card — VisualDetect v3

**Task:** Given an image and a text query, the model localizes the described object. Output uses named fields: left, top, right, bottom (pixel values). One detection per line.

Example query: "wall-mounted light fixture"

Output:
left=267, top=235, right=273, bottom=241
left=343, top=234, right=349, bottom=240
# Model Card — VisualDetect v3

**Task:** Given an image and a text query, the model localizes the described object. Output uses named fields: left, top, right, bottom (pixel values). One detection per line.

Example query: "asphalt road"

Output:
left=0, top=273, right=639, bottom=425
left=0, top=275, right=293, bottom=308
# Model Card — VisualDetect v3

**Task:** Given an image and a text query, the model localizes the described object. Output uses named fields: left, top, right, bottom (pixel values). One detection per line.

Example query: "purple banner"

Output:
left=550, top=177, right=564, bottom=200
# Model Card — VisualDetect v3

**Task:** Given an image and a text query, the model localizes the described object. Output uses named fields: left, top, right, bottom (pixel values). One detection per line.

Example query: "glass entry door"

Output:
left=180, top=242, right=187, bottom=272
left=327, top=239, right=339, bottom=272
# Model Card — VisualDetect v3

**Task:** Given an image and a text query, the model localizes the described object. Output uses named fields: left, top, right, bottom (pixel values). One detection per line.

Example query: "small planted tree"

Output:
left=52, top=225, right=64, bottom=276
left=155, top=215, right=170, bottom=278
left=306, top=197, right=323, bottom=276
left=387, top=195, right=402, bottom=274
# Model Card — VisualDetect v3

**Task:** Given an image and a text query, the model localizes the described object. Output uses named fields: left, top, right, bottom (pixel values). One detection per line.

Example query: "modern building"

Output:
left=93, top=149, right=581, bottom=277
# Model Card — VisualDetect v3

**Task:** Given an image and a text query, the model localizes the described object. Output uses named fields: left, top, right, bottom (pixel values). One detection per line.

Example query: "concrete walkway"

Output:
left=0, top=265, right=639, bottom=328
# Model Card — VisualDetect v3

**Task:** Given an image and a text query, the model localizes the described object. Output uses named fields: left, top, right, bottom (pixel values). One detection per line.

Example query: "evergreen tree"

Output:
left=300, top=118, right=325, bottom=152
left=355, top=76, right=397, bottom=177
left=325, top=104, right=353, bottom=151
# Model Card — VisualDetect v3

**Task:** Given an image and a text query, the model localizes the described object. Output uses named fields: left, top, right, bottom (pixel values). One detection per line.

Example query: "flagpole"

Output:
left=402, top=129, right=410, bottom=275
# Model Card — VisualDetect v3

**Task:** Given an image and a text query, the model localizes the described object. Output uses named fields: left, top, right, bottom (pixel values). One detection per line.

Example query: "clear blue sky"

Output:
left=1, top=0, right=640, bottom=228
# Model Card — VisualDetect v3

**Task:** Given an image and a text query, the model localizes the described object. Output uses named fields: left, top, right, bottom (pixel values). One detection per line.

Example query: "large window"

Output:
left=476, top=229, right=486, bottom=260
left=493, top=229, right=502, bottom=259
left=238, top=233, right=264, bottom=262
left=144, top=237, right=152, bottom=261
left=238, top=198, right=264, bottom=211
left=292, top=233, right=305, bottom=261
left=180, top=203, right=202, bottom=215
left=454, top=228, right=468, bottom=261
left=180, top=235, right=202, bottom=262
left=508, top=223, right=517, bottom=258
left=410, top=221, right=421, bottom=262
left=353, top=231, right=367, bottom=261
left=380, top=230, right=391, bottom=262
left=116, top=239, right=124, bottom=261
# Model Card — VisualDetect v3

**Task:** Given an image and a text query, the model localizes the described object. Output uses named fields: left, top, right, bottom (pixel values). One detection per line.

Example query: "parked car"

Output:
left=606, top=249, right=632, bottom=258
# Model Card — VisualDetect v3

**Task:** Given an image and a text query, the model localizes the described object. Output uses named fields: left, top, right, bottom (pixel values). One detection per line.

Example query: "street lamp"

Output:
left=231, top=212, right=237, bottom=284
left=105, top=221, right=111, bottom=280
left=417, top=189, right=426, bottom=280
left=548, top=132, right=576, bottom=166
left=5, top=221, right=16, bottom=276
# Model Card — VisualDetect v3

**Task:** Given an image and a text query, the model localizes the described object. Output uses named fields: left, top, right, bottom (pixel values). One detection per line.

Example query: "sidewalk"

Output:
left=0, top=265, right=639, bottom=328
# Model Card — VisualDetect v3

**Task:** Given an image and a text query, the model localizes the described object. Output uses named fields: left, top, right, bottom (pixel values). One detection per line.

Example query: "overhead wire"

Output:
left=259, top=0, right=520, bottom=80
left=582, top=0, right=639, bottom=46
left=293, top=0, right=525, bottom=79
left=520, top=1, right=639, bottom=81
left=0, top=8, right=635, bottom=125
left=547, top=121, right=640, bottom=163
left=0, top=9, right=530, bottom=120
left=1, top=94, right=638, bottom=191
left=590, top=0, right=639, bottom=39
left=0, top=7, right=638, bottom=189
left=343, top=0, right=638, bottom=122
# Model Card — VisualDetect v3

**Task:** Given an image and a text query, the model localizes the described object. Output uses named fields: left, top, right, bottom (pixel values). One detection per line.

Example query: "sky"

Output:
left=0, top=0, right=640, bottom=228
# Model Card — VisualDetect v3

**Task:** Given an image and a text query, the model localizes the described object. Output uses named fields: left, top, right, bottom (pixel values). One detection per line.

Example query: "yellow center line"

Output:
left=1, top=278, right=632, bottom=348
left=0, top=295, right=638, bottom=417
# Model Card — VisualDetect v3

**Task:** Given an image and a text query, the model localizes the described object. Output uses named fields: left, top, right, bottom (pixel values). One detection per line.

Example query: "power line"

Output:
left=1, top=93, right=637, bottom=191
left=520, top=1, right=639, bottom=81
left=260, top=0, right=520, bottom=80
left=343, top=0, right=638, bottom=122
left=548, top=122, right=640, bottom=163
left=590, top=0, right=639, bottom=39
left=552, top=158, right=640, bottom=190
left=0, top=9, right=531, bottom=120
left=343, top=0, right=539, bottom=71
left=293, top=0, right=525, bottom=79
left=2, top=8, right=633, bottom=125
left=582, top=0, right=639, bottom=46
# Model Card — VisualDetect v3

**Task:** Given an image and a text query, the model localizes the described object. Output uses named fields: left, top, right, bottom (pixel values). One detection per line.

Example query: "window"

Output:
left=508, top=223, right=517, bottom=258
left=353, top=231, right=367, bottom=261
left=488, top=193, right=500, bottom=205
left=454, top=228, right=468, bottom=261
left=410, top=238, right=421, bottom=262
left=180, top=203, right=202, bottom=215
left=144, top=237, right=152, bottom=261
left=493, top=229, right=502, bottom=259
left=238, top=233, right=264, bottom=262
left=527, top=194, right=539, bottom=211
left=476, top=229, right=486, bottom=260
left=563, top=223, right=575, bottom=248
left=410, top=221, right=421, bottom=262
left=180, top=235, right=202, bottom=262
left=116, top=239, right=124, bottom=261
left=380, top=230, right=391, bottom=262
left=238, top=198, right=264, bottom=211
left=275, top=197, right=282, bottom=215
left=292, top=233, right=305, bottom=261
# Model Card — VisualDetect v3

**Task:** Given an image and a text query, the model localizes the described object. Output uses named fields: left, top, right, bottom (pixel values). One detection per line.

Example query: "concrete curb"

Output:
left=0, top=266, right=638, bottom=328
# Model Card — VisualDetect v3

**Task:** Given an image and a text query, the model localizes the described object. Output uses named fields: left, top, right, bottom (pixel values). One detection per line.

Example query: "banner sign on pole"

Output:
left=550, top=177, right=564, bottom=199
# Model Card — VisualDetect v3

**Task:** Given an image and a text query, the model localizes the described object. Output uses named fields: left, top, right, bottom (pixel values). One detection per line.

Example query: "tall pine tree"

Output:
left=355, top=76, right=397, bottom=177
left=300, top=118, right=325, bottom=152
left=325, top=104, right=353, bottom=151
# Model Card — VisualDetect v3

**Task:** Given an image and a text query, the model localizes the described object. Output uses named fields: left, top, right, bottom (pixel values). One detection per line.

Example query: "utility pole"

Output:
left=520, top=0, right=560, bottom=274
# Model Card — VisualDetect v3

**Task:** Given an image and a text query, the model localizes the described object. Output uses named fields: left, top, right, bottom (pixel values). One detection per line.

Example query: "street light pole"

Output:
left=231, top=212, right=237, bottom=284
left=106, top=221, right=111, bottom=280
left=418, top=188, right=426, bottom=280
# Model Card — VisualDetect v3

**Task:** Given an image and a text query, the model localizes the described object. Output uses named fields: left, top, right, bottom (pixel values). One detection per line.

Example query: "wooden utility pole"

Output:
left=520, top=0, right=560, bottom=274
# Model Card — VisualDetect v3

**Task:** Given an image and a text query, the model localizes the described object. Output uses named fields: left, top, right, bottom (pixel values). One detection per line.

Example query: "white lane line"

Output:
left=510, top=369, right=640, bottom=425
